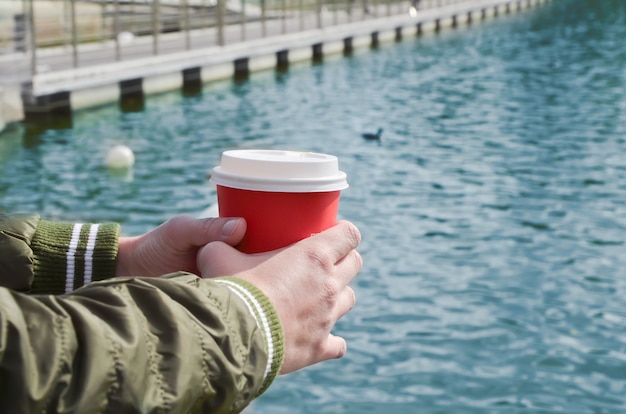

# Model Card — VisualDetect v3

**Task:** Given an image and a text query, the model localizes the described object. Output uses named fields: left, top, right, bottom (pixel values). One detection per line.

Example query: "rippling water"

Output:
left=2, top=0, right=626, bottom=412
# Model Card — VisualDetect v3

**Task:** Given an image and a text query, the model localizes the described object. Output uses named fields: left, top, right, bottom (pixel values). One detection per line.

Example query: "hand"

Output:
left=117, top=215, right=246, bottom=277
left=197, top=221, right=362, bottom=374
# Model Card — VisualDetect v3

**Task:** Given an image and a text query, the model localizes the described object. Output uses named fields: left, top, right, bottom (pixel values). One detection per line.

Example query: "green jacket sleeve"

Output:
left=0, top=214, right=285, bottom=413
left=0, top=213, right=119, bottom=294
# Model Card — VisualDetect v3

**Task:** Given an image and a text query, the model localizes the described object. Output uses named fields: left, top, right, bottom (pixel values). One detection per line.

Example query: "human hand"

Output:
left=197, top=221, right=362, bottom=374
left=116, top=215, right=246, bottom=277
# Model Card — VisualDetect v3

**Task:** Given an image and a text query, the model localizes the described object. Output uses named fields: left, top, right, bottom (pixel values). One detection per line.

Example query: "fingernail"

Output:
left=222, top=219, right=241, bottom=237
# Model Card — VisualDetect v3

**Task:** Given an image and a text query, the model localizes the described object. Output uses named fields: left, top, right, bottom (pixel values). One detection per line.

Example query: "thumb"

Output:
left=201, top=217, right=246, bottom=246
left=165, top=216, right=246, bottom=248
left=197, top=241, right=247, bottom=278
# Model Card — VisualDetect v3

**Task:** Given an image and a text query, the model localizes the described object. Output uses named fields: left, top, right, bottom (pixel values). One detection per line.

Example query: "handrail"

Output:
left=0, top=0, right=469, bottom=55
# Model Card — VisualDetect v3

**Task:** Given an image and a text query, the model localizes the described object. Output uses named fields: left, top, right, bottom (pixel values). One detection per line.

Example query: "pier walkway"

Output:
left=0, top=0, right=552, bottom=129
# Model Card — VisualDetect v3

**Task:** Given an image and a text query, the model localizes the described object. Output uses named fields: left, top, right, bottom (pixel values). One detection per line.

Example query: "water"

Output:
left=2, top=0, right=626, bottom=412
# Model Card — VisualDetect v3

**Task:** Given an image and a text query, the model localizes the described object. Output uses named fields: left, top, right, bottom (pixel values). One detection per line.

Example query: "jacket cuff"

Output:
left=214, top=277, right=285, bottom=396
left=30, top=220, right=120, bottom=294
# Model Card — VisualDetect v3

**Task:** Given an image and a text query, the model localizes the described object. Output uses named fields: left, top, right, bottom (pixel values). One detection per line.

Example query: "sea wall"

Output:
left=0, top=0, right=553, bottom=126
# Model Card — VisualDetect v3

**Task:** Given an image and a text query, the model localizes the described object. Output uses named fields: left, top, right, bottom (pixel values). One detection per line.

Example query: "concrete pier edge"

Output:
left=1, top=0, right=552, bottom=128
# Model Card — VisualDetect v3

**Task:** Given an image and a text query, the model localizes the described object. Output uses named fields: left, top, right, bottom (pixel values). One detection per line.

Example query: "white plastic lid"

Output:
left=210, top=149, right=349, bottom=192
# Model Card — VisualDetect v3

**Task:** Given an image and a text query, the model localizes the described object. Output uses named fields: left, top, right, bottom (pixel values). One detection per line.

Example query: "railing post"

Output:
left=204, top=0, right=210, bottom=31
left=63, top=0, right=70, bottom=48
left=152, top=0, right=160, bottom=55
left=26, top=0, right=36, bottom=76
left=217, top=0, right=224, bottom=45
left=282, top=0, right=287, bottom=34
left=130, top=0, right=136, bottom=34
left=70, top=0, right=78, bottom=68
left=347, top=0, right=353, bottom=22
left=240, top=0, right=247, bottom=40
left=99, top=1, right=106, bottom=44
left=261, top=0, right=266, bottom=37
left=114, top=0, right=121, bottom=60
left=316, top=0, right=322, bottom=28
left=181, top=0, right=190, bottom=49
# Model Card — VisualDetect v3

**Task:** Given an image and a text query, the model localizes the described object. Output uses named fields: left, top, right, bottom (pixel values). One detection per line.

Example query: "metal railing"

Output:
left=0, top=0, right=479, bottom=73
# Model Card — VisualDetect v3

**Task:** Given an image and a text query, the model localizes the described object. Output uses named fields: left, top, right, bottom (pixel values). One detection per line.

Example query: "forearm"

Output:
left=0, top=273, right=283, bottom=413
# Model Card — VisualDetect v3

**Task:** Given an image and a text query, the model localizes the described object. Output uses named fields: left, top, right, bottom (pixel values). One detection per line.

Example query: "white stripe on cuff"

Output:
left=65, top=223, right=83, bottom=294
left=214, top=279, right=274, bottom=382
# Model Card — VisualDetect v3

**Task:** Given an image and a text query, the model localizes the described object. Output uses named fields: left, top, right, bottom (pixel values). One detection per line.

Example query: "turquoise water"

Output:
left=2, top=0, right=626, bottom=412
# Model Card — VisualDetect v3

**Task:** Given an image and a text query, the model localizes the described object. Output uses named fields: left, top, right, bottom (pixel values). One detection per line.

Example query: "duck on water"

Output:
left=362, top=128, right=383, bottom=141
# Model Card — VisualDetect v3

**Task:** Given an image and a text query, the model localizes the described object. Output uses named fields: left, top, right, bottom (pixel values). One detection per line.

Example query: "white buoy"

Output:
left=106, top=145, right=135, bottom=169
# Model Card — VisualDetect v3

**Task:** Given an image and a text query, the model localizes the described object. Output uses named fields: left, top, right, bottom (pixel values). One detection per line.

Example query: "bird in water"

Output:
left=362, top=128, right=383, bottom=141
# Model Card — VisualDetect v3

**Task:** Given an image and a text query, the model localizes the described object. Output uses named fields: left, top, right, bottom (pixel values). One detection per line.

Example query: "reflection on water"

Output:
left=2, top=0, right=626, bottom=412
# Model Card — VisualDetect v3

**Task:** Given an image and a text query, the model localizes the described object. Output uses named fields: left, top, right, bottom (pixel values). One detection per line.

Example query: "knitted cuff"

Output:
left=30, top=220, right=120, bottom=294
left=214, top=277, right=285, bottom=396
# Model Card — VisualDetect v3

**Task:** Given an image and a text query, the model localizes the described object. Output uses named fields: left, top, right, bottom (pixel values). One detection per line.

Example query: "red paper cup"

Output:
left=210, top=150, right=349, bottom=253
